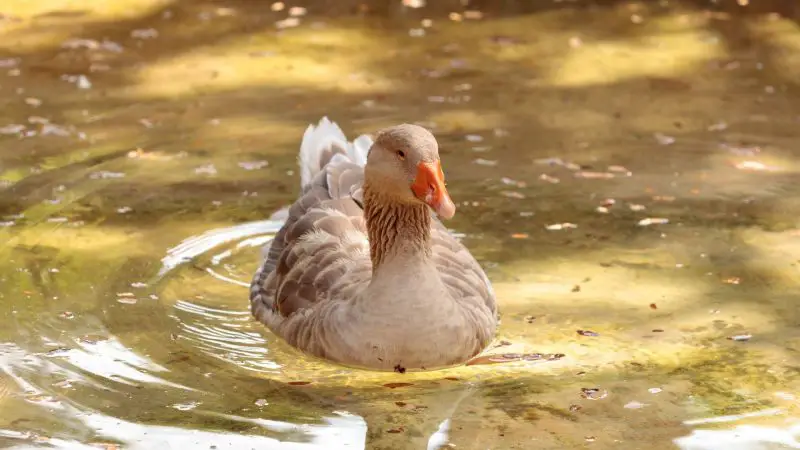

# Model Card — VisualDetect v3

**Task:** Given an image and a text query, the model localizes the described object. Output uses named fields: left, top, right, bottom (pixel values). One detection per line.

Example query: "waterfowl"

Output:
left=250, top=118, right=498, bottom=371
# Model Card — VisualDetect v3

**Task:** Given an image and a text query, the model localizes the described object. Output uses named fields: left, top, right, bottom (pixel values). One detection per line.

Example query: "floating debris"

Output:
left=539, top=174, right=560, bottom=184
left=581, top=388, right=608, bottom=400
left=723, top=277, right=741, bottom=285
left=577, top=329, right=598, bottom=337
left=637, top=218, right=669, bottom=226
left=463, top=10, right=484, bottom=20
left=728, top=334, right=752, bottom=342
left=569, top=404, right=582, bottom=412
left=575, top=171, right=614, bottom=179
left=654, top=133, right=676, bottom=145
left=649, top=303, right=658, bottom=310
left=131, top=28, right=159, bottom=39
left=171, top=401, right=200, bottom=411
left=708, top=121, right=728, bottom=131
left=60, top=311, right=75, bottom=319
left=288, top=6, right=307, bottom=16
left=238, top=160, right=269, bottom=170
left=116, top=206, right=132, bottom=214
left=545, top=223, right=577, bottom=231
left=500, top=177, right=526, bottom=188
left=465, top=134, right=483, bottom=142
left=735, top=161, right=775, bottom=171
left=624, top=401, right=647, bottom=409
left=510, top=233, right=528, bottom=239
left=275, top=17, right=300, bottom=29
left=195, top=164, right=218, bottom=175
left=473, top=158, right=497, bottom=167
left=89, top=171, right=125, bottom=179
left=0, top=124, right=25, bottom=134
left=648, top=387, right=662, bottom=394
left=608, top=165, right=632, bottom=175
left=254, top=398, right=268, bottom=407
left=402, top=0, right=426, bottom=8
left=629, top=203, right=646, bottom=211
left=500, top=191, right=525, bottom=199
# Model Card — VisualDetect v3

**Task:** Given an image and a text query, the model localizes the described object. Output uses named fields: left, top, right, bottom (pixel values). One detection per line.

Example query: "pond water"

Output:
left=1, top=0, right=800, bottom=448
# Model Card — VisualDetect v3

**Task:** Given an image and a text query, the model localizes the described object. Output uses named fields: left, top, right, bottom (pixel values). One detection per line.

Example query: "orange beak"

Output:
left=411, top=161, right=456, bottom=219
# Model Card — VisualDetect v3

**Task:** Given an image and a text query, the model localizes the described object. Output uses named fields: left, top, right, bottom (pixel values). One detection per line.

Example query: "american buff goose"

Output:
left=250, top=117, right=498, bottom=371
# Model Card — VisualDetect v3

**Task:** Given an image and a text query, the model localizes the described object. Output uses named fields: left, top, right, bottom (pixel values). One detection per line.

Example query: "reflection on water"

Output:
left=1, top=0, right=800, bottom=448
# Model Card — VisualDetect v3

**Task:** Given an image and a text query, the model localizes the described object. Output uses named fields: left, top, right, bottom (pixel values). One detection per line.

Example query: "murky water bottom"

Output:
left=1, top=0, right=800, bottom=449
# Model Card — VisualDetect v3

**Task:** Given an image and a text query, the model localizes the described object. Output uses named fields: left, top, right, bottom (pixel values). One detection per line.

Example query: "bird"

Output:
left=250, top=117, right=498, bottom=371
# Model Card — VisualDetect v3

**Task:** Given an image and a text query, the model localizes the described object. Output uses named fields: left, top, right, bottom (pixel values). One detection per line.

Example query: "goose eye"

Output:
left=396, top=150, right=405, bottom=160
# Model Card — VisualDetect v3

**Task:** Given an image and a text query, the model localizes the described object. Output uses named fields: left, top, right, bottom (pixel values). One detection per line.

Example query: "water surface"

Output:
left=1, top=0, right=800, bottom=448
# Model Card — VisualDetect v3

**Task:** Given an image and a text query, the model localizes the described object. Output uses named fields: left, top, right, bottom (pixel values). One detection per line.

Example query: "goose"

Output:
left=250, top=117, right=498, bottom=371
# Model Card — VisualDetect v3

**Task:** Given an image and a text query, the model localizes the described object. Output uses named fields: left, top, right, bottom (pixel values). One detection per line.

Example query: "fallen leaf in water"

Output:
left=654, top=133, right=675, bottom=145
left=443, top=377, right=460, bottom=381
left=581, top=388, right=608, bottom=400
left=464, top=10, right=483, bottom=19
left=195, top=164, right=218, bottom=176
left=387, top=427, right=404, bottom=434
left=652, top=329, right=664, bottom=333
left=402, top=0, right=426, bottom=8
left=473, top=158, right=497, bottom=166
left=723, top=277, right=741, bottom=285
left=510, top=233, right=528, bottom=239
left=575, top=171, right=614, bottom=179
left=0, top=124, right=25, bottom=134
left=60, top=311, right=75, bottom=319
left=89, top=171, right=125, bottom=180
left=608, top=165, right=632, bottom=175
left=276, top=17, right=300, bottom=28
left=637, top=218, right=669, bottom=226
left=571, top=285, right=581, bottom=293
left=735, top=161, right=775, bottom=171
left=545, top=223, right=577, bottom=231
left=649, top=303, right=658, bottom=309
left=500, top=191, right=525, bottom=199
left=577, top=329, right=598, bottom=337
left=287, top=381, right=311, bottom=386
left=624, top=401, right=647, bottom=409
left=728, top=334, right=751, bottom=341
left=708, top=121, right=728, bottom=131
left=238, top=161, right=269, bottom=170
left=131, top=28, right=158, bottom=39
left=539, top=174, right=560, bottom=184
left=288, top=6, right=307, bottom=16
left=383, top=382, right=413, bottom=389
left=500, top=177, right=525, bottom=187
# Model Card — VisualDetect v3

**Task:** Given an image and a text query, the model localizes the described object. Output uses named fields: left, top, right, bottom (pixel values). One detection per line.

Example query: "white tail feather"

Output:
left=299, top=117, right=374, bottom=188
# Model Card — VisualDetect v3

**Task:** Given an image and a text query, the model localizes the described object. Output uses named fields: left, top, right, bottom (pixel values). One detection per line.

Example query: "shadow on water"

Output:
left=1, top=0, right=800, bottom=449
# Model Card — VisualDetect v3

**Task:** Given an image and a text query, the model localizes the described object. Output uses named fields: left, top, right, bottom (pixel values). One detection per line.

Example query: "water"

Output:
left=1, top=0, right=800, bottom=448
